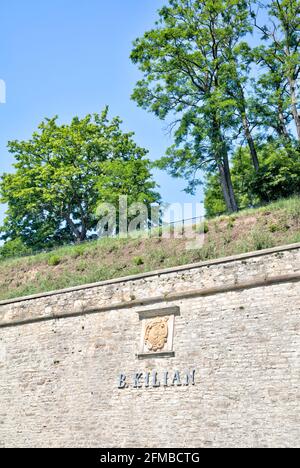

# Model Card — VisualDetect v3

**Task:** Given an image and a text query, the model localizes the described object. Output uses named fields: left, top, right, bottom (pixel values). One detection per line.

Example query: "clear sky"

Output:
left=0, top=0, right=205, bottom=229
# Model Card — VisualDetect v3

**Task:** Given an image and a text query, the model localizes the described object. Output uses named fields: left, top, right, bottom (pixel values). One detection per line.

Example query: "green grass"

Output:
left=0, top=196, right=299, bottom=301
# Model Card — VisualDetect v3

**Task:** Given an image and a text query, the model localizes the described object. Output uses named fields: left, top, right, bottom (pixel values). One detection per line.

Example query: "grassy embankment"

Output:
left=0, top=196, right=299, bottom=301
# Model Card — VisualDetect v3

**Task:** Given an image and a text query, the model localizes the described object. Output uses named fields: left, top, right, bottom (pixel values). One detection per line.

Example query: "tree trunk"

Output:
left=79, top=222, right=87, bottom=242
left=225, top=157, right=238, bottom=212
left=210, top=41, right=238, bottom=213
left=288, top=77, right=300, bottom=140
left=218, top=162, right=238, bottom=213
left=237, top=82, right=260, bottom=171
left=212, top=116, right=238, bottom=213
left=276, top=87, right=290, bottom=141
left=65, top=212, right=86, bottom=243
left=277, top=104, right=290, bottom=140
left=242, top=113, right=260, bottom=171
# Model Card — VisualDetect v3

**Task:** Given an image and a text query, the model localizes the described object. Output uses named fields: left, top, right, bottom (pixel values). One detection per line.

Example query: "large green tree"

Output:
left=131, top=0, right=257, bottom=213
left=253, top=0, right=300, bottom=140
left=0, top=108, right=158, bottom=249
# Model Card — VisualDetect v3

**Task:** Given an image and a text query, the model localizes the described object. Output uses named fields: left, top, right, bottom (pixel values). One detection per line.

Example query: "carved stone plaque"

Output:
left=137, top=306, right=180, bottom=359
left=144, top=317, right=169, bottom=352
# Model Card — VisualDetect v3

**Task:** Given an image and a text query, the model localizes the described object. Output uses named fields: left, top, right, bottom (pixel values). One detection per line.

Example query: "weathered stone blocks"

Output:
left=0, top=244, right=299, bottom=447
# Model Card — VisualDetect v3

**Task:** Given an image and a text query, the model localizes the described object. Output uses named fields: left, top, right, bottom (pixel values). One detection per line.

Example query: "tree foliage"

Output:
left=97, top=158, right=160, bottom=208
left=0, top=108, right=159, bottom=249
left=131, top=0, right=259, bottom=213
left=131, top=0, right=300, bottom=215
left=252, top=0, right=300, bottom=140
left=1, top=0, right=300, bottom=251
left=0, top=238, right=32, bottom=259
left=205, top=141, right=300, bottom=217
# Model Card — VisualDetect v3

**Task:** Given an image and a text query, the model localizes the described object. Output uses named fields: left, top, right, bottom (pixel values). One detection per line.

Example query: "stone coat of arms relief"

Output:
left=144, top=317, right=169, bottom=352
left=137, top=306, right=180, bottom=358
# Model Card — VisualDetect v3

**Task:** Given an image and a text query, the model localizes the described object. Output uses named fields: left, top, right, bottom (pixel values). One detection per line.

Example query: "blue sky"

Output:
left=0, top=0, right=205, bottom=229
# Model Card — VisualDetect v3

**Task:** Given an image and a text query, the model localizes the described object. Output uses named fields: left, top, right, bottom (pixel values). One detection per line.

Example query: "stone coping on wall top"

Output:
left=0, top=242, right=299, bottom=307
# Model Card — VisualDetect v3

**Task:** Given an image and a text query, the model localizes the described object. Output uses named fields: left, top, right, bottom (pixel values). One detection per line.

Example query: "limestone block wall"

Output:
left=0, top=244, right=299, bottom=448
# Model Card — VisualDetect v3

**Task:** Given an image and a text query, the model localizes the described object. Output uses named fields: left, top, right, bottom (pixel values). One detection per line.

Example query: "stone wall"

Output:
left=0, top=244, right=299, bottom=448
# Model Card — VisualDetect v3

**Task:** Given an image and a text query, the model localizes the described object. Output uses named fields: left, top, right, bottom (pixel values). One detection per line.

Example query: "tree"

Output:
left=221, top=40, right=261, bottom=171
left=251, top=44, right=293, bottom=142
left=0, top=108, right=158, bottom=249
left=130, top=0, right=256, bottom=213
left=204, top=146, right=259, bottom=217
left=204, top=141, right=300, bottom=216
left=253, top=0, right=300, bottom=140
left=250, top=142, right=300, bottom=202
left=96, top=157, right=161, bottom=232
left=0, top=238, right=32, bottom=259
